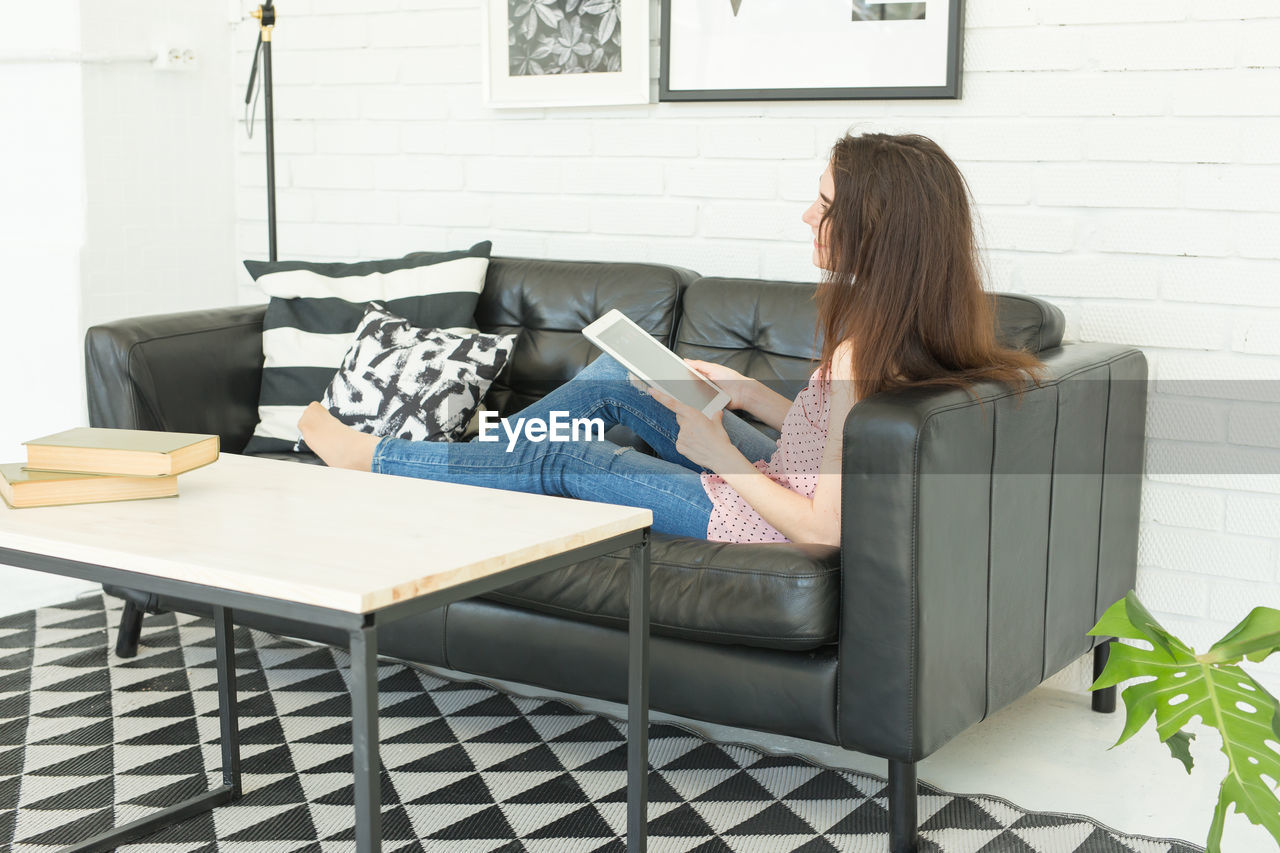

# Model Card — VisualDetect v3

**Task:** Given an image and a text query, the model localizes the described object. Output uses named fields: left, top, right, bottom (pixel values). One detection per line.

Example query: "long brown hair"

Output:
left=814, top=133, right=1044, bottom=402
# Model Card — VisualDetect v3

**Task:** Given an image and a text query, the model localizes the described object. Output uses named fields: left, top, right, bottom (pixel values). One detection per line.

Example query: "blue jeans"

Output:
left=372, top=353, right=778, bottom=538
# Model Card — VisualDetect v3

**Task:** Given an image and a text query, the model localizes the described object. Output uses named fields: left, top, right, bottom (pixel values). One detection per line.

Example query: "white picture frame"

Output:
left=483, top=0, right=651, bottom=108
left=660, top=0, right=963, bottom=101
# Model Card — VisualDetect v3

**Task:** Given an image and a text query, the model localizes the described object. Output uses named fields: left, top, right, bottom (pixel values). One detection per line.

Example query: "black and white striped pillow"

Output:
left=242, top=241, right=491, bottom=455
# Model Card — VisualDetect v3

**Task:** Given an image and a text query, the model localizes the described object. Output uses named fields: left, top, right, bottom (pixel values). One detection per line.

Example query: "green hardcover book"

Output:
left=0, top=463, right=179, bottom=509
left=23, top=428, right=219, bottom=477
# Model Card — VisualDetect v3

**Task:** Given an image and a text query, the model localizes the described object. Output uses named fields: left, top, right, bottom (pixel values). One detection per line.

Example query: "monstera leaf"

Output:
left=1089, top=591, right=1280, bottom=852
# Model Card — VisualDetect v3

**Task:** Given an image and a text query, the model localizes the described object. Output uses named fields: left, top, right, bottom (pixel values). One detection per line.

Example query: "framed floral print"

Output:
left=659, top=0, right=964, bottom=101
left=483, top=0, right=651, bottom=108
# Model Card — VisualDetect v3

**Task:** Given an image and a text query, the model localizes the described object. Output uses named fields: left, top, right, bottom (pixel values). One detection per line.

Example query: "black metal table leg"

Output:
left=214, top=606, right=243, bottom=796
left=351, top=624, right=381, bottom=853
left=627, top=531, right=650, bottom=852
left=55, top=606, right=242, bottom=853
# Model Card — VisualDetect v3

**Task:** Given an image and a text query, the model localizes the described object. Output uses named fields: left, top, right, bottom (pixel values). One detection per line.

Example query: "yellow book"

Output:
left=0, top=463, right=179, bottom=509
left=23, top=428, right=219, bottom=477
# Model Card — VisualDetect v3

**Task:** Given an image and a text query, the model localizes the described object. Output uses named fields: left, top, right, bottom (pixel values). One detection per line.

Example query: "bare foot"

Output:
left=297, top=402, right=380, bottom=471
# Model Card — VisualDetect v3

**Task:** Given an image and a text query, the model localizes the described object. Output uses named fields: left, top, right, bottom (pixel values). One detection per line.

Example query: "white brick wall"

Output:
left=231, top=1, right=1280, bottom=693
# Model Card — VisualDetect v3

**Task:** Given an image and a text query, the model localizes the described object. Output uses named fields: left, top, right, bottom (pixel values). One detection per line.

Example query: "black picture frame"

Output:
left=659, top=0, right=965, bottom=102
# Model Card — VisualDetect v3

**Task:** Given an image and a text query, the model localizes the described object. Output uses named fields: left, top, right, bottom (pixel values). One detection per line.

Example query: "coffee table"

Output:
left=0, top=453, right=653, bottom=852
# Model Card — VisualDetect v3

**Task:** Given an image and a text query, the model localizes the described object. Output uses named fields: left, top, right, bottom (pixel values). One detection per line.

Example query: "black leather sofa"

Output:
left=85, top=256, right=1147, bottom=853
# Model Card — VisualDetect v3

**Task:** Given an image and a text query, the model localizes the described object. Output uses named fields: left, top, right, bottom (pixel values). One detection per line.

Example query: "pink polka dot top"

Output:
left=700, top=367, right=830, bottom=543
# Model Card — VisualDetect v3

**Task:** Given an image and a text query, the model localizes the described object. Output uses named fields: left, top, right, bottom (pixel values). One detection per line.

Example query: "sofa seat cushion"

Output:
left=246, top=450, right=325, bottom=465
left=482, top=533, right=841, bottom=651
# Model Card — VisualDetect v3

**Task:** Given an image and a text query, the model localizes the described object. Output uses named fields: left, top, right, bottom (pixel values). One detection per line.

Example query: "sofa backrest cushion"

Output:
left=673, top=279, right=822, bottom=437
left=672, top=277, right=1067, bottom=436
left=475, top=256, right=698, bottom=416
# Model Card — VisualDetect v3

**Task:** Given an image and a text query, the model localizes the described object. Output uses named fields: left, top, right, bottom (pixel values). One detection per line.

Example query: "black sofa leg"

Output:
left=1092, top=638, right=1116, bottom=713
left=888, top=759, right=919, bottom=853
left=115, top=600, right=144, bottom=659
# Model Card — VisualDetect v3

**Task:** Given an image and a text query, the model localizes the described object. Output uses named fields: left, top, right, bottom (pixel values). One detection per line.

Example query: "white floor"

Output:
left=1, top=565, right=1273, bottom=852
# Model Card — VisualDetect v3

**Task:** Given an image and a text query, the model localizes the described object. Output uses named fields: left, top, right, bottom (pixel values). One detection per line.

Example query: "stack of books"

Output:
left=0, top=428, right=219, bottom=509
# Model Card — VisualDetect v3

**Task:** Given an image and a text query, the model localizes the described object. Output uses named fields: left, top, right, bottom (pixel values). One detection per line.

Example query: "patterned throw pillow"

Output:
left=307, top=304, right=517, bottom=446
left=243, top=241, right=491, bottom=455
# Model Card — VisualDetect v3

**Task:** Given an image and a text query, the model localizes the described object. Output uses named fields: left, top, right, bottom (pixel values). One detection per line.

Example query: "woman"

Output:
left=299, top=132, right=1043, bottom=546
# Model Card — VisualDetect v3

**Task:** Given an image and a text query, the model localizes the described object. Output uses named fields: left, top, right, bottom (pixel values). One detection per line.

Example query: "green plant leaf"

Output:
left=1090, top=633, right=1199, bottom=747
left=1166, top=729, right=1196, bottom=773
left=1203, top=606, right=1280, bottom=665
left=1090, top=591, right=1280, bottom=852
left=1209, top=753, right=1280, bottom=853
left=1087, top=591, right=1193, bottom=662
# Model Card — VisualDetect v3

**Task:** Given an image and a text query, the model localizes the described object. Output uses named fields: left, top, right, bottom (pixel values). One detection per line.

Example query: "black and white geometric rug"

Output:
left=0, top=594, right=1205, bottom=853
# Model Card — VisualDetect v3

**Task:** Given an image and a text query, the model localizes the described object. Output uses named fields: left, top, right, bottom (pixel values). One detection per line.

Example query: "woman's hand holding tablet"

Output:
left=582, top=309, right=730, bottom=417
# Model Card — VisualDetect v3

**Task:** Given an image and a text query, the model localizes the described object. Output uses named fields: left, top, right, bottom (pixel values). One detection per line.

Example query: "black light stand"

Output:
left=244, top=2, right=278, bottom=261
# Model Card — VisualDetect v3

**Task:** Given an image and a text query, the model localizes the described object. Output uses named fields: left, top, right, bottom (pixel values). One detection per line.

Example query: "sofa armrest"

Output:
left=835, top=342, right=1147, bottom=762
left=85, top=305, right=268, bottom=453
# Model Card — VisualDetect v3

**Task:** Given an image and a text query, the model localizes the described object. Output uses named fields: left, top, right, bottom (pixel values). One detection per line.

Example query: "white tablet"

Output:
left=582, top=309, right=730, bottom=417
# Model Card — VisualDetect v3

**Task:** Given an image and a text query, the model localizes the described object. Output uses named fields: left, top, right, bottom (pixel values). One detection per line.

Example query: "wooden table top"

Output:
left=0, top=453, right=651, bottom=614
